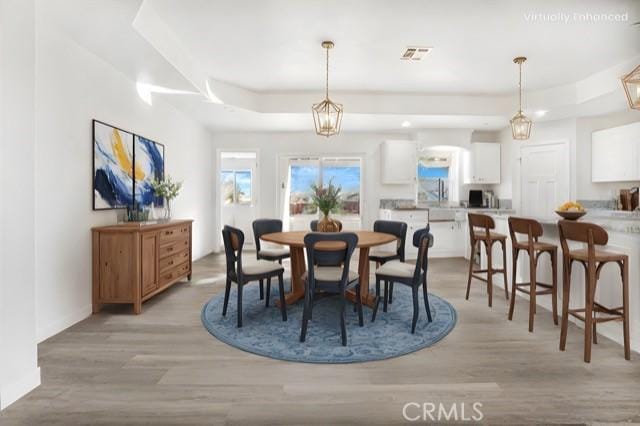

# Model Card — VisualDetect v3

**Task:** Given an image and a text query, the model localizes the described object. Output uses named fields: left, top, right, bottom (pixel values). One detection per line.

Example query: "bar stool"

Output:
left=466, top=213, right=509, bottom=307
left=507, top=217, right=558, bottom=332
left=558, top=220, right=630, bottom=362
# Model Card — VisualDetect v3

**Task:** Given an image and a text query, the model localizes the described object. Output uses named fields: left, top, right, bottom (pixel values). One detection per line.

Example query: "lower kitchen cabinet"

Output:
left=429, top=220, right=465, bottom=258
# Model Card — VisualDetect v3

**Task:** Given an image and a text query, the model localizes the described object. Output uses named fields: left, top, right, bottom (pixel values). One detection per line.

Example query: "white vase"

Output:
left=164, top=199, right=172, bottom=220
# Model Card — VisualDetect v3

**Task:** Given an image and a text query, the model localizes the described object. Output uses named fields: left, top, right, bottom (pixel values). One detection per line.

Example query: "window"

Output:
left=221, top=170, right=252, bottom=205
left=287, top=157, right=361, bottom=217
left=322, top=158, right=361, bottom=215
left=417, top=153, right=451, bottom=203
left=289, top=160, right=319, bottom=215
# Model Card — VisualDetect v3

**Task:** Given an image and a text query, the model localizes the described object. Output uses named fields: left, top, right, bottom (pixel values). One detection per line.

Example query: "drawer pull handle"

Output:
left=167, top=247, right=174, bottom=252
left=169, top=261, right=174, bottom=265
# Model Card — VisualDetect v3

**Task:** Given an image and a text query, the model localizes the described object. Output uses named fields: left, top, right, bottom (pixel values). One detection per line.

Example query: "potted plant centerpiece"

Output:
left=310, top=179, right=342, bottom=232
left=150, top=176, right=183, bottom=220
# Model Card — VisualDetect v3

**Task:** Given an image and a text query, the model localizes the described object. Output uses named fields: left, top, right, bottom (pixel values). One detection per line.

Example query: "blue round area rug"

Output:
left=201, top=280, right=456, bottom=363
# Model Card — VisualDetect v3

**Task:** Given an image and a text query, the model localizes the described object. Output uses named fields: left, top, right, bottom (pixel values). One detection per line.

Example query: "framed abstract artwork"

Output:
left=134, top=135, right=165, bottom=207
left=93, top=120, right=135, bottom=210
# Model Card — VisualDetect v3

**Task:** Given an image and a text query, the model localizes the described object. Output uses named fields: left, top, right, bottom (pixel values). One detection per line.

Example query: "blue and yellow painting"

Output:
left=134, top=135, right=165, bottom=207
left=93, top=121, right=135, bottom=209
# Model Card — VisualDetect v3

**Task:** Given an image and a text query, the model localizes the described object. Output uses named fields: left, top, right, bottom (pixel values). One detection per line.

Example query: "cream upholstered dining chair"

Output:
left=252, top=219, right=290, bottom=300
left=300, top=232, right=363, bottom=346
left=221, top=225, right=287, bottom=328
left=371, top=227, right=433, bottom=334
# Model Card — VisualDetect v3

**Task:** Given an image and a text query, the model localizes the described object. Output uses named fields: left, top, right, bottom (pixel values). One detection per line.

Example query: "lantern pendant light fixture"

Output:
left=510, top=56, right=532, bottom=140
left=621, top=64, right=640, bottom=110
left=312, top=41, right=343, bottom=137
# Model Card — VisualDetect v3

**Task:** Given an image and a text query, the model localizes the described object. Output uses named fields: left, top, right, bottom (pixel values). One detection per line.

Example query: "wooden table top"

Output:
left=261, top=230, right=396, bottom=249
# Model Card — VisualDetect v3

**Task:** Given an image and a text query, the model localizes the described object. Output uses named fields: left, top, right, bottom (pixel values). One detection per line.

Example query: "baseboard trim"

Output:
left=0, top=367, right=41, bottom=410
left=37, top=304, right=92, bottom=343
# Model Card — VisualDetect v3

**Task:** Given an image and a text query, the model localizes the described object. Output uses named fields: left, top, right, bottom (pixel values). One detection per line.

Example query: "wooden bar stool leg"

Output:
left=622, top=259, right=631, bottom=360
left=528, top=248, right=536, bottom=332
left=501, top=240, right=509, bottom=300
left=551, top=249, right=559, bottom=325
left=486, top=241, right=493, bottom=308
left=465, top=240, right=476, bottom=300
left=559, top=258, right=572, bottom=351
left=508, top=248, right=518, bottom=321
left=584, top=264, right=596, bottom=363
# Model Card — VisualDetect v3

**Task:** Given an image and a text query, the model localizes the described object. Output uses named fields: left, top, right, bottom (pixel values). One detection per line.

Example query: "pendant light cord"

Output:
left=518, top=61, right=523, bottom=113
left=325, top=46, right=329, bottom=100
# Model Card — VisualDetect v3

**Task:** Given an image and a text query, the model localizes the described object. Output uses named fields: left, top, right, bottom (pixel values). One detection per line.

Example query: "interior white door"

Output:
left=520, top=142, right=569, bottom=218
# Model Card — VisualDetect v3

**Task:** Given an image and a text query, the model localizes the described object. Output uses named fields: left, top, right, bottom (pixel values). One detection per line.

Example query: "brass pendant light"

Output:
left=622, top=64, right=640, bottom=110
left=510, top=57, right=532, bottom=140
left=312, top=41, right=343, bottom=137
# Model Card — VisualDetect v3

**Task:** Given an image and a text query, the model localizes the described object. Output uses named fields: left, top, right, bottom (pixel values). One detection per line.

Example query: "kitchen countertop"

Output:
left=488, top=210, right=640, bottom=235
left=383, top=206, right=640, bottom=234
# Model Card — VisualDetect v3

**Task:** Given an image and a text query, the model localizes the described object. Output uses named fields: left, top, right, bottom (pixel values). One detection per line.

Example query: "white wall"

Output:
left=34, top=8, right=215, bottom=342
left=0, top=0, right=40, bottom=410
left=496, top=112, right=640, bottom=211
left=210, top=129, right=491, bottom=248
left=212, top=132, right=409, bottom=248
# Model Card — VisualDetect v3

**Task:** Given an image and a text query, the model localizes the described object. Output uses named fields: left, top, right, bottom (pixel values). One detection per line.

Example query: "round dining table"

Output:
left=261, top=230, right=397, bottom=308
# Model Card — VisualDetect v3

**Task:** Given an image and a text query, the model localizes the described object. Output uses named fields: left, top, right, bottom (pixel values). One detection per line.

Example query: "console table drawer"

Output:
left=159, top=262, right=190, bottom=287
left=159, top=249, right=189, bottom=273
left=159, top=224, right=190, bottom=242
left=159, top=238, right=189, bottom=259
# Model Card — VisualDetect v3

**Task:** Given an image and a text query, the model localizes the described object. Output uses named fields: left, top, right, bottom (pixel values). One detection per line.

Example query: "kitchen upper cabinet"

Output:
left=380, top=140, right=417, bottom=184
left=463, top=142, right=501, bottom=184
left=592, top=122, right=640, bottom=182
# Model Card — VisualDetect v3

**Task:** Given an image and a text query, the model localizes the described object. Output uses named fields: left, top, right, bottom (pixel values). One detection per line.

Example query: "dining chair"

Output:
left=221, top=225, right=287, bottom=327
left=252, top=219, right=290, bottom=300
left=369, top=220, right=408, bottom=306
left=300, top=232, right=362, bottom=346
left=310, top=219, right=343, bottom=231
left=371, top=227, right=433, bottom=333
left=558, top=220, right=630, bottom=362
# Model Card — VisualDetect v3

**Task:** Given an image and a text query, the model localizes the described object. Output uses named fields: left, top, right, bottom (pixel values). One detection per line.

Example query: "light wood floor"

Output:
left=2, top=255, right=640, bottom=425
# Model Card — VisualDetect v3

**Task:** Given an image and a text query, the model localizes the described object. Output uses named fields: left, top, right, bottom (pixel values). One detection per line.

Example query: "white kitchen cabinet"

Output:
left=592, top=122, right=640, bottom=182
left=429, top=221, right=465, bottom=258
left=463, top=142, right=501, bottom=184
left=380, top=140, right=417, bottom=184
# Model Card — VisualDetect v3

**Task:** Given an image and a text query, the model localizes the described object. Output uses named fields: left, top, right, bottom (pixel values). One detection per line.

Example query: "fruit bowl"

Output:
left=555, top=210, right=586, bottom=221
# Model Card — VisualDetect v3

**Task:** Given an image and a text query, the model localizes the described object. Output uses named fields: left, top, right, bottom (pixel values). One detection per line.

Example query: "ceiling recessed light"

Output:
left=536, top=110, right=548, bottom=117
left=401, top=120, right=411, bottom=128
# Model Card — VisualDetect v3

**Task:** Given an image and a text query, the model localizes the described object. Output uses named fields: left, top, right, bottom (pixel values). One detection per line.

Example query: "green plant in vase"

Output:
left=150, top=176, right=183, bottom=220
left=310, top=179, right=342, bottom=232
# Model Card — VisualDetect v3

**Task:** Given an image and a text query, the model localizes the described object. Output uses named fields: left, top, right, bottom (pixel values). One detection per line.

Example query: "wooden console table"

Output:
left=92, top=220, right=193, bottom=314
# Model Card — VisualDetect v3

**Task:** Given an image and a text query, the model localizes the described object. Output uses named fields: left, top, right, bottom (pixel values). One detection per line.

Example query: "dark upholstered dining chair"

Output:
left=252, top=219, right=290, bottom=300
left=221, top=225, right=287, bottom=327
left=369, top=220, right=408, bottom=305
left=300, top=232, right=362, bottom=346
left=371, top=227, right=433, bottom=333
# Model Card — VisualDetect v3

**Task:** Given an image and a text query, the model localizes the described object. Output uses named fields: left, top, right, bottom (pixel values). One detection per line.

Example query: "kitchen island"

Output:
left=480, top=210, right=640, bottom=355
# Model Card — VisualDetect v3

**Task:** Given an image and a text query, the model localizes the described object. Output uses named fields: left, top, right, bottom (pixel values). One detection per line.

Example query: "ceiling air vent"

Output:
left=401, top=46, right=432, bottom=61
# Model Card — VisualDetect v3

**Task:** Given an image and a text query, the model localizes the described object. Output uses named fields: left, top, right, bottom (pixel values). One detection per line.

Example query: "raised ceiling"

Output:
left=146, top=0, right=640, bottom=94
left=43, top=0, right=640, bottom=132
